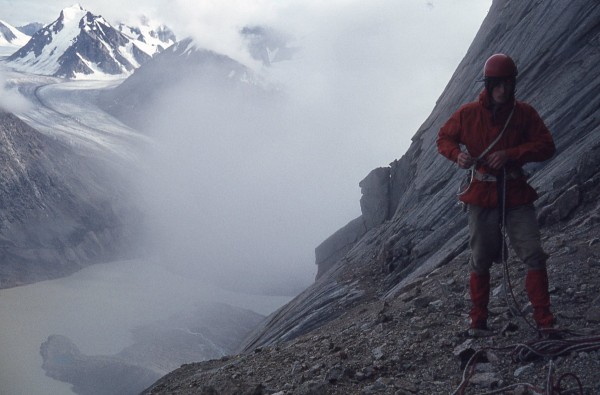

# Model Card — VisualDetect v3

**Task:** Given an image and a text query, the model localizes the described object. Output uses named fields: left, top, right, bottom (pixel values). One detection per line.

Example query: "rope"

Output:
left=451, top=167, right=600, bottom=394
left=457, top=101, right=516, bottom=197
left=498, top=167, right=539, bottom=332
left=450, top=336, right=598, bottom=395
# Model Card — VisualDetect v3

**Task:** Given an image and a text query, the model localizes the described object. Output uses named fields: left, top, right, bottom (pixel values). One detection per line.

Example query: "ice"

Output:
left=1, top=66, right=150, bottom=162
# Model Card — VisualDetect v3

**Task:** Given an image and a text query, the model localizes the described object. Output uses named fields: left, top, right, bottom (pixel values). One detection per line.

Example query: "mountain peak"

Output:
left=59, top=3, right=86, bottom=22
left=4, top=5, right=164, bottom=79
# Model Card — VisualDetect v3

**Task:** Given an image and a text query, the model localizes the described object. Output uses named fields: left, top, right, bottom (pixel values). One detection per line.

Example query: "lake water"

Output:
left=0, top=260, right=292, bottom=395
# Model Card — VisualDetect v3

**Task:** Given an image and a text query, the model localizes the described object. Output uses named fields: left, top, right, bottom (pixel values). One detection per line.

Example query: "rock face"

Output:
left=359, top=167, right=391, bottom=230
left=142, top=0, right=600, bottom=393
left=315, top=168, right=392, bottom=279
left=0, top=111, right=140, bottom=288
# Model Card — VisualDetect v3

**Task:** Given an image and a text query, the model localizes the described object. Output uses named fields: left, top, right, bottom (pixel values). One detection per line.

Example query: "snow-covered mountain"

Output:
left=0, top=19, right=30, bottom=56
left=116, top=16, right=176, bottom=55
left=5, top=4, right=171, bottom=79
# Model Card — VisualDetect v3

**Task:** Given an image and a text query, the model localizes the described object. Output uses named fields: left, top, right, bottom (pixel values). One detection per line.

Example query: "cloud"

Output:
left=133, top=1, right=491, bottom=293
left=0, top=72, right=31, bottom=113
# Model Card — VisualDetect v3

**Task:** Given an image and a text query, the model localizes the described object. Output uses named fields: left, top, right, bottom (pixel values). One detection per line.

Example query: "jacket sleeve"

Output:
left=437, top=109, right=463, bottom=163
left=505, top=105, right=555, bottom=165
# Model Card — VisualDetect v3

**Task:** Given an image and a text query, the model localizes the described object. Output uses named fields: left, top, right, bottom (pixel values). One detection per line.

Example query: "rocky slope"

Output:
left=0, top=111, right=140, bottom=288
left=142, top=0, right=600, bottom=393
left=143, top=213, right=600, bottom=394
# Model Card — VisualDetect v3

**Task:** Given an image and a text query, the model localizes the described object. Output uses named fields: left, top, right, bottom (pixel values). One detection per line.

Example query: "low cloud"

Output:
left=134, top=1, right=491, bottom=293
left=0, top=72, right=31, bottom=113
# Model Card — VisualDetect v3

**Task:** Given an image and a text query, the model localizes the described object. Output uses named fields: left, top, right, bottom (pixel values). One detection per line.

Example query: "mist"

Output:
left=134, top=0, right=492, bottom=293
left=0, top=71, right=31, bottom=113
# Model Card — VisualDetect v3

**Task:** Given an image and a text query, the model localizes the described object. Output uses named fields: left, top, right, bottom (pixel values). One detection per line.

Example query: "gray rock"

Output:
left=296, top=380, right=327, bottom=395
left=514, top=363, right=534, bottom=377
left=359, top=167, right=391, bottom=230
left=314, top=216, right=367, bottom=280
left=469, top=372, right=501, bottom=388
left=372, top=346, right=385, bottom=360
left=453, top=339, right=474, bottom=358
left=586, top=296, right=600, bottom=323
left=325, top=365, right=343, bottom=383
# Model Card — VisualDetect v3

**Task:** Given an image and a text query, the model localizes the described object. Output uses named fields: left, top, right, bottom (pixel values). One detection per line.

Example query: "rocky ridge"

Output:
left=141, top=0, right=600, bottom=394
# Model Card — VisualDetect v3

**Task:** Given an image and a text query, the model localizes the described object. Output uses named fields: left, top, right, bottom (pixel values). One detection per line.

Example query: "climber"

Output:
left=436, top=53, right=556, bottom=331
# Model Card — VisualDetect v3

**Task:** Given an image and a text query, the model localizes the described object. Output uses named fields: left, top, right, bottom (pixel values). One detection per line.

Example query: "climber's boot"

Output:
left=469, top=272, right=490, bottom=330
left=525, top=269, right=556, bottom=329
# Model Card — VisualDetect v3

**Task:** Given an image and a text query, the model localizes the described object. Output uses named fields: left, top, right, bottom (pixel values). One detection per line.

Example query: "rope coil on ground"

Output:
left=451, top=170, right=600, bottom=394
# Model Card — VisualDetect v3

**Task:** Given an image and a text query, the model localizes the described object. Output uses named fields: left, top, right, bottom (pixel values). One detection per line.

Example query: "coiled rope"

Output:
left=451, top=168, right=600, bottom=394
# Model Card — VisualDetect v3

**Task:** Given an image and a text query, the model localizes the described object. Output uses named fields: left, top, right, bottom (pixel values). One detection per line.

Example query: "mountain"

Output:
left=142, top=0, right=600, bottom=393
left=116, top=16, right=176, bottom=54
left=16, top=22, right=44, bottom=36
left=98, top=37, right=260, bottom=130
left=0, top=19, right=30, bottom=55
left=5, top=4, right=163, bottom=79
left=0, top=110, right=141, bottom=288
left=97, top=24, right=296, bottom=130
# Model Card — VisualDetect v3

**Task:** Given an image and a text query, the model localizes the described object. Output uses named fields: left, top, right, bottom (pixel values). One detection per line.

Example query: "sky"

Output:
left=1, top=0, right=493, bottom=289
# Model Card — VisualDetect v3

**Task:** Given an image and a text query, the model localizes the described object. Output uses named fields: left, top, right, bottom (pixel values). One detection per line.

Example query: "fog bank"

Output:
left=135, top=1, right=491, bottom=292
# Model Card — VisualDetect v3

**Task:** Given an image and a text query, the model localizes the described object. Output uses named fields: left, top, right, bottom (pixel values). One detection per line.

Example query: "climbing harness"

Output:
left=457, top=100, right=516, bottom=198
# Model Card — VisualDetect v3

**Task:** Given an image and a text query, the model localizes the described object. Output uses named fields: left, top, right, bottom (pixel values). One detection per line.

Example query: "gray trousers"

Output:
left=468, top=204, right=548, bottom=275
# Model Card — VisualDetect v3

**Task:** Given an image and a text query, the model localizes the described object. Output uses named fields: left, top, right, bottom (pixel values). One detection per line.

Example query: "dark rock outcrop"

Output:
left=315, top=168, right=393, bottom=280
left=359, top=167, right=391, bottom=231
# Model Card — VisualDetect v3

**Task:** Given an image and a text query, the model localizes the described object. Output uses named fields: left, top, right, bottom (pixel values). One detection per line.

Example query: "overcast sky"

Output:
left=1, top=0, right=493, bottom=287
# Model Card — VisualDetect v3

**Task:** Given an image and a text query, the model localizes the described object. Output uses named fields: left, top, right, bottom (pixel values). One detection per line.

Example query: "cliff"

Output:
left=141, top=0, right=600, bottom=393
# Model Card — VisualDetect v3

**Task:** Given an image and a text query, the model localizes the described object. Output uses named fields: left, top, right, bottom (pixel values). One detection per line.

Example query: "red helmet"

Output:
left=483, top=54, right=518, bottom=78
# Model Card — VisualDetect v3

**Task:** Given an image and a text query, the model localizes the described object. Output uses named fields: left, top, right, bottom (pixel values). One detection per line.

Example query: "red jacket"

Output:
left=437, top=90, right=555, bottom=208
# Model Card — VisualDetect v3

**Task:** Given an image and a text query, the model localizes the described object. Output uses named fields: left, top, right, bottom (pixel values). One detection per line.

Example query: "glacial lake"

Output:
left=0, top=260, right=292, bottom=395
